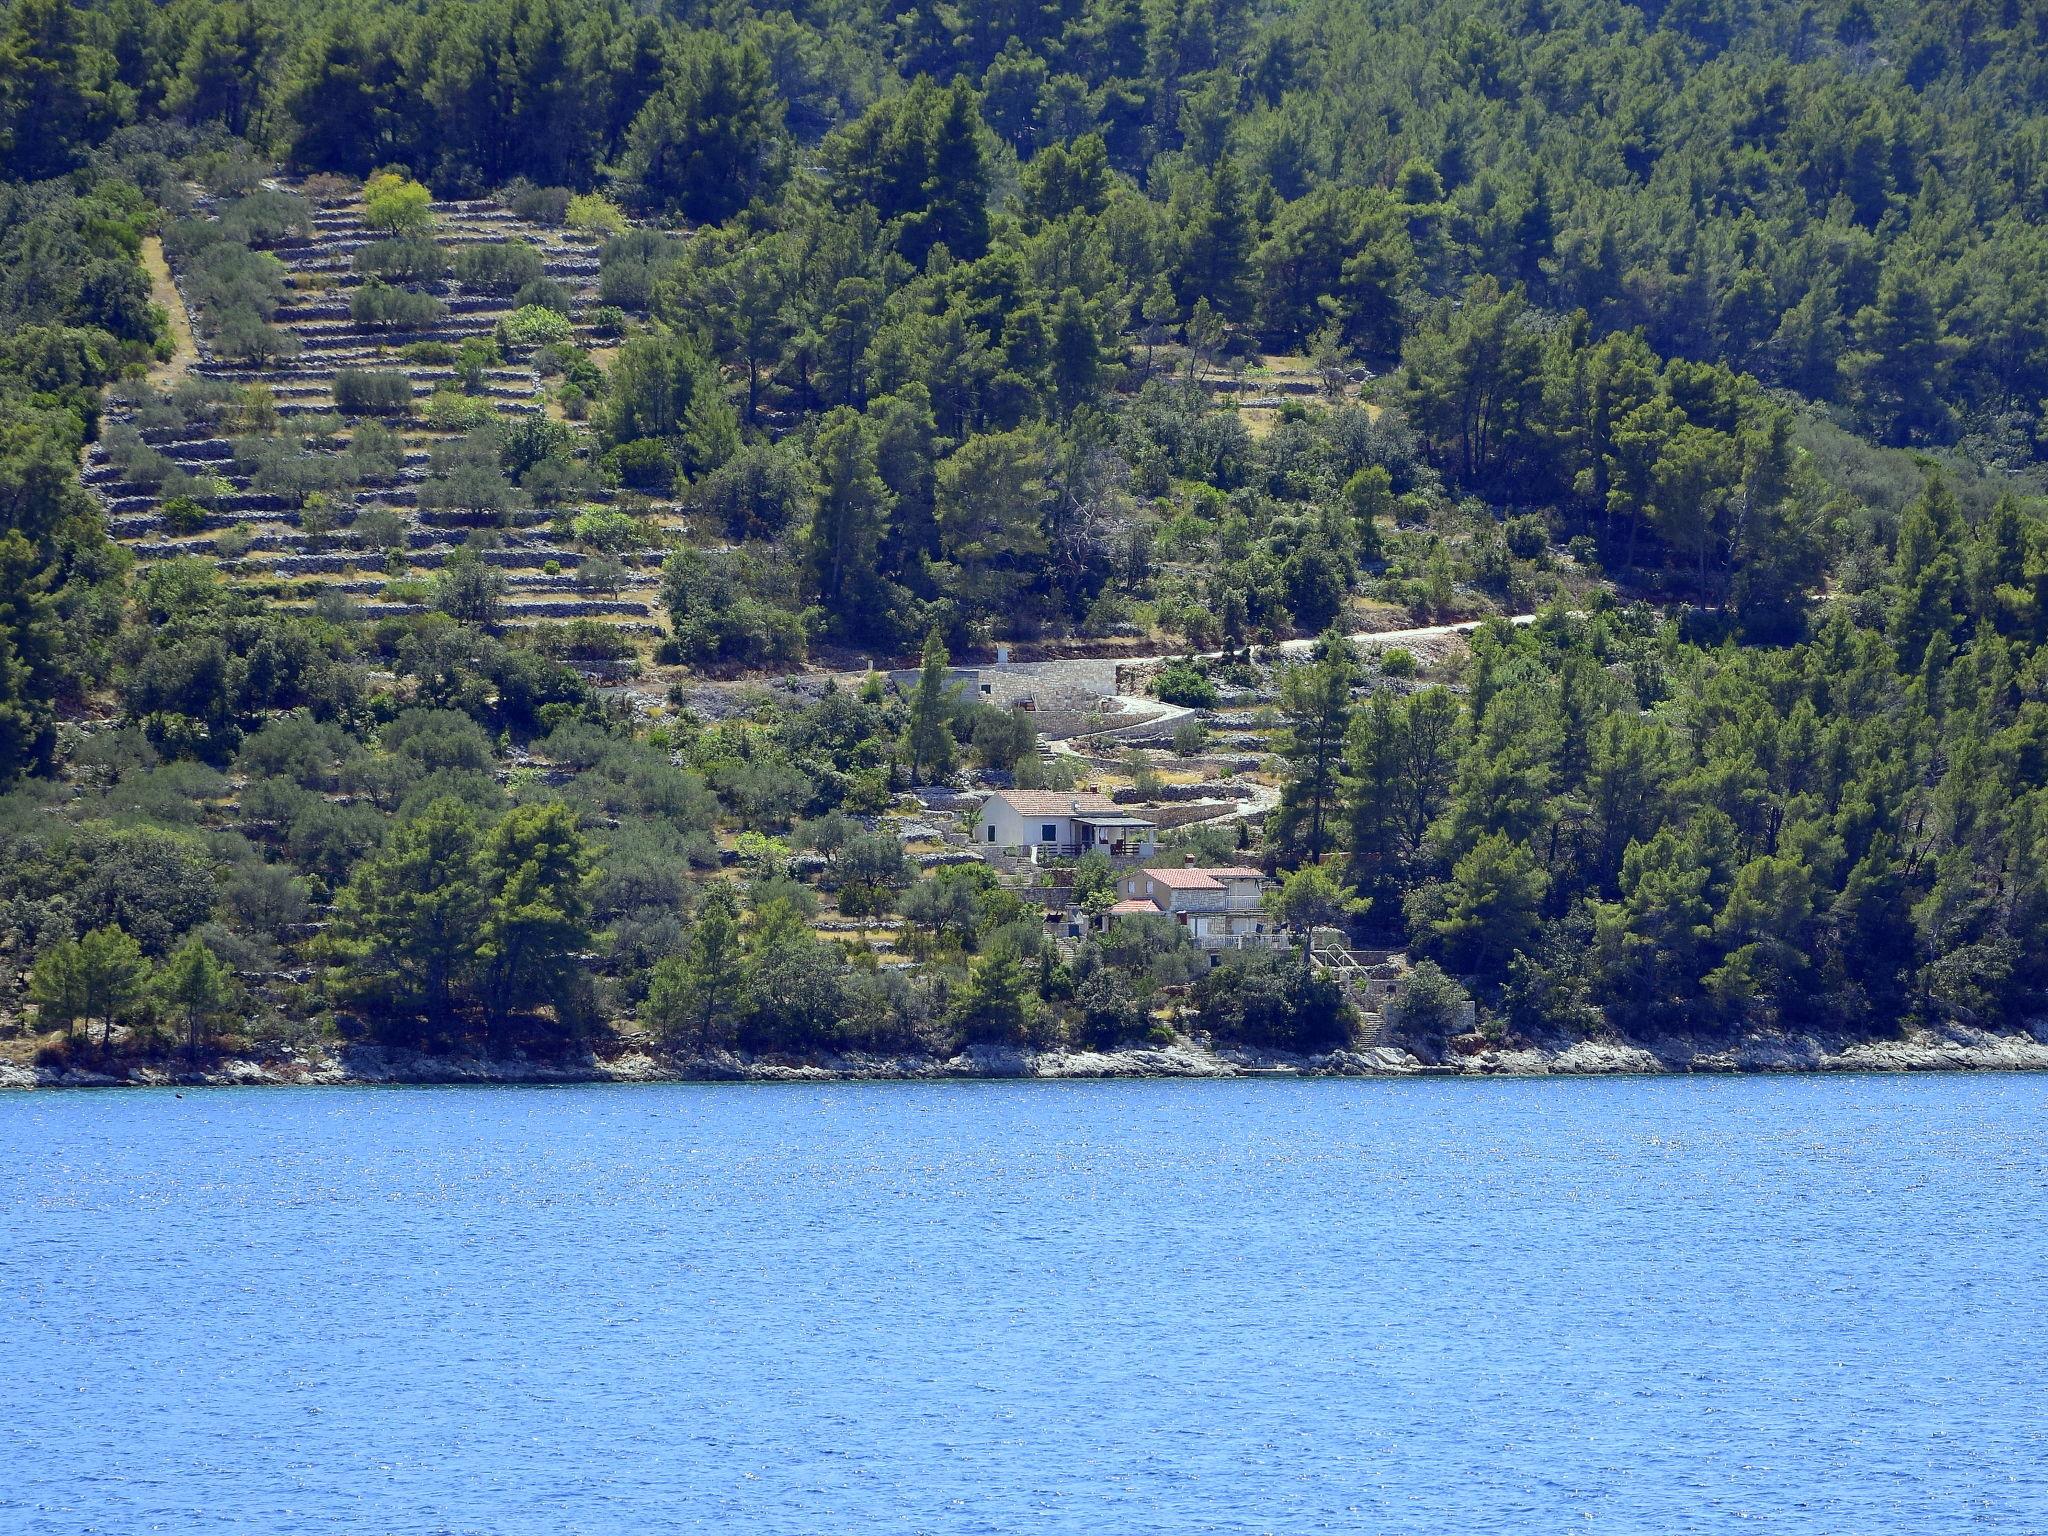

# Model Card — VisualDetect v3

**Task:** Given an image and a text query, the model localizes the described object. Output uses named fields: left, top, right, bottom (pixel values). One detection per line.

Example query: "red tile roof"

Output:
left=985, top=790, right=1123, bottom=816
left=1142, top=866, right=1269, bottom=889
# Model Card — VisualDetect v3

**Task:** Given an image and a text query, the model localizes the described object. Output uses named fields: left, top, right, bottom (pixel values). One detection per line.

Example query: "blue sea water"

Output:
left=2, top=1074, right=2045, bottom=1535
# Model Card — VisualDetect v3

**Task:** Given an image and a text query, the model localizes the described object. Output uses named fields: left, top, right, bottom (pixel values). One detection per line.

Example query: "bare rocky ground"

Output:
left=8, top=1019, right=2046, bottom=1088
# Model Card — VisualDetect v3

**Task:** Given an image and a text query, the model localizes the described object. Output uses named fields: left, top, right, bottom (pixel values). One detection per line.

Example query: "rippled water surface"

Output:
left=4, top=1075, right=2046, bottom=1534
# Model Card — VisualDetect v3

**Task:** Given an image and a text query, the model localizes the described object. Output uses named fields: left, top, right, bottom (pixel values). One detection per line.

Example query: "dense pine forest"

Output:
left=5, top=0, right=2048, bottom=1073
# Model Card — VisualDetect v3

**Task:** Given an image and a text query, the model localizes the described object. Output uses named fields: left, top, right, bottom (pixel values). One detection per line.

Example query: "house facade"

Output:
left=1109, top=865, right=1281, bottom=953
left=975, top=790, right=1158, bottom=863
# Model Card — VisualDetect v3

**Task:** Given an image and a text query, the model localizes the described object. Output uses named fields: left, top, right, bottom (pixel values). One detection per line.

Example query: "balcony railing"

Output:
left=1019, top=842, right=1154, bottom=865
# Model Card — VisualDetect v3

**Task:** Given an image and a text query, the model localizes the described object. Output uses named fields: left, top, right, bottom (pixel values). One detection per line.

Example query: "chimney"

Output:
left=996, top=642, right=1011, bottom=668
left=1184, top=852, right=1196, bottom=867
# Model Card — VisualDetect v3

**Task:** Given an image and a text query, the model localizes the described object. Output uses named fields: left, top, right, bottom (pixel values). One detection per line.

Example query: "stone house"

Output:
left=1108, top=864, right=1281, bottom=954
left=974, top=790, right=1159, bottom=863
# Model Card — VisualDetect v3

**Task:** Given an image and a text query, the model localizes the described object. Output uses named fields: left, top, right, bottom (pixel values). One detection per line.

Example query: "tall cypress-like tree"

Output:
left=905, top=627, right=955, bottom=782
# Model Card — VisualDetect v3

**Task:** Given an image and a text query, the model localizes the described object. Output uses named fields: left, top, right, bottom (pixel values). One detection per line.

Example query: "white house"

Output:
left=1109, top=864, right=1280, bottom=952
left=975, top=790, right=1158, bottom=862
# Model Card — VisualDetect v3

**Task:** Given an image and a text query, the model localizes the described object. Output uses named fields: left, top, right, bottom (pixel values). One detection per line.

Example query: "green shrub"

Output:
left=352, top=506, right=408, bottom=552
left=514, top=276, right=571, bottom=315
left=1385, top=960, right=1471, bottom=1047
left=500, top=180, right=571, bottom=225
left=161, top=496, right=208, bottom=535
left=219, top=189, right=313, bottom=247
left=362, top=172, right=434, bottom=235
left=1194, top=948, right=1353, bottom=1052
left=422, top=389, right=500, bottom=431
left=1378, top=646, right=1417, bottom=678
left=351, top=280, right=448, bottom=330
left=354, top=238, right=445, bottom=283
left=333, top=369, right=414, bottom=416
left=214, top=314, right=300, bottom=365
left=1153, top=661, right=1219, bottom=708
left=454, top=336, right=500, bottom=391
left=452, top=241, right=544, bottom=295
left=565, top=192, right=627, bottom=235
left=1502, top=513, right=1548, bottom=560
left=529, top=620, right=634, bottom=660
left=500, top=305, right=574, bottom=347
left=603, top=437, right=676, bottom=492
left=597, top=232, right=674, bottom=311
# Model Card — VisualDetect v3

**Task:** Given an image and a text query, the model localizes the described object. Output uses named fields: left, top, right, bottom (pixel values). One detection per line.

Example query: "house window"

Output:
left=986, top=825, right=996, bottom=842
left=1041, top=824, right=1058, bottom=842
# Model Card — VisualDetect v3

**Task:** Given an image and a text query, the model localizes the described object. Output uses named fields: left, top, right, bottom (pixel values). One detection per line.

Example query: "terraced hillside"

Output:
left=85, top=182, right=673, bottom=652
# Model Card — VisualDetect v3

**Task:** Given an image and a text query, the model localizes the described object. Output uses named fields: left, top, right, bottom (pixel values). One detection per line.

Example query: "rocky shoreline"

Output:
left=6, top=1020, right=2048, bottom=1089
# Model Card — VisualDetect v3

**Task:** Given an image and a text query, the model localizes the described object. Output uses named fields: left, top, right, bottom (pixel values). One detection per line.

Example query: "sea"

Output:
left=3, top=1073, right=2044, bottom=1533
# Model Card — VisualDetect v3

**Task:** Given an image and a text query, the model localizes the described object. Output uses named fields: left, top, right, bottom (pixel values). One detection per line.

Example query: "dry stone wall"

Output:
left=86, top=182, right=672, bottom=638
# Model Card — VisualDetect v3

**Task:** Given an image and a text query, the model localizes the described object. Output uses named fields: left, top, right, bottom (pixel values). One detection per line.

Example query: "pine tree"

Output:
left=1422, top=833, right=1548, bottom=979
left=1272, top=632, right=1355, bottom=864
left=332, top=797, right=489, bottom=1024
left=0, top=0, right=129, bottom=178
left=0, top=532, right=62, bottom=786
left=1175, top=156, right=1256, bottom=322
left=74, top=925, right=150, bottom=1049
left=922, top=79, right=992, bottom=264
left=28, top=937, right=86, bottom=1041
left=618, top=36, right=787, bottom=222
left=157, top=937, right=237, bottom=1058
left=479, top=801, right=595, bottom=1026
left=170, top=0, right=278, bottom=138
left=1049, top=289, right=1103, bottom=415
left=283, top=20, right=390, bottom=175
left=952, top=938, right=1037, bottom=1044
left=934, top=429, right=1049, bottom=617
left=1845, top=267, right=1952, bottom=445
left=807, top=408, right=894, bottom=639
left=871, top=386, right=940, bottom=578
left=643, top=886, right=745, bottom=1049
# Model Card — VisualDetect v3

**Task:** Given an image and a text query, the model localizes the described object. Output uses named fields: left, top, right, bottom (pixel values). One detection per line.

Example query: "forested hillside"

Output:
left=5, top=0, right=2048, bottom=1071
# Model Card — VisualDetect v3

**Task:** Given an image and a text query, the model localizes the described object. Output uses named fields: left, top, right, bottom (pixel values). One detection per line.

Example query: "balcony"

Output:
left=1198, top=931, right=1289, bottom=954
left=1019, top=842, right=1154, bottom=865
